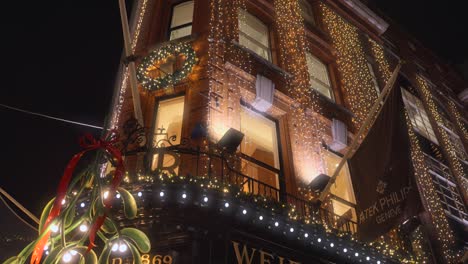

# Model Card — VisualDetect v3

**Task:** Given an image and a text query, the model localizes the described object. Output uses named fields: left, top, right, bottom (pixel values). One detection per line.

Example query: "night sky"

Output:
left=0, top=0, right=466, bottom=225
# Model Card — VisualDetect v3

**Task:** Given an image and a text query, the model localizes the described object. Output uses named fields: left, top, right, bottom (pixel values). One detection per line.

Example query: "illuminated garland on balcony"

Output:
left=274, top=0, right=326, bottom=180
left=416, top=76, right=468, bottom=207
left=320, top=4, right=379, bottom=129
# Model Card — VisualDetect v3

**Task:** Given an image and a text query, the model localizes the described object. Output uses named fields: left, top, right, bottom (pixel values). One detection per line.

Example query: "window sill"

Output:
left=310, top=89, right=355, bottom=119
left=231, top=40, right=292, bottom=78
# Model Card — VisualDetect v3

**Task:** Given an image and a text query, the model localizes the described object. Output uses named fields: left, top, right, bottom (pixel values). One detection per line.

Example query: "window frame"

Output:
left=167, top=0, right=195, bottom=41
left=238, top=9, right=273, bottom=62
left=305, top=51, right=335, bottom=101
left=238, top=102, right=286, bottom=197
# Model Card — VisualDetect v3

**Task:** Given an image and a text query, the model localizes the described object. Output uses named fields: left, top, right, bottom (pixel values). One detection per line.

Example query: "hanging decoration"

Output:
left=3, top=132, right=150, bottom=264
left=137, top=42, right=197, bottom=91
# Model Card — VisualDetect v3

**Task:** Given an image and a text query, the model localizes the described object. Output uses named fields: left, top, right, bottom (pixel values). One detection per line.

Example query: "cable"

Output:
left=0, top=194, right=38, bottom=232
left=0, top=187, right=39, bottom=224
left=0, top=103, right=103, bottom=130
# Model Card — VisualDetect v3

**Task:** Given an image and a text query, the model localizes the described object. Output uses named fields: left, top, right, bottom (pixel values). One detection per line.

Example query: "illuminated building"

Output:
left=107, top=0, right=468, bottom=263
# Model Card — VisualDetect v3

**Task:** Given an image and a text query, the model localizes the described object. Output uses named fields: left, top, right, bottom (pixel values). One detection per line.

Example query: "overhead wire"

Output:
left=0, top=103, right=103, bottom=130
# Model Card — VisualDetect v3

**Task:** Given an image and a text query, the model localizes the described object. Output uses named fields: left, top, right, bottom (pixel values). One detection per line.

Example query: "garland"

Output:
left=137, top=42, right=197, bottom=91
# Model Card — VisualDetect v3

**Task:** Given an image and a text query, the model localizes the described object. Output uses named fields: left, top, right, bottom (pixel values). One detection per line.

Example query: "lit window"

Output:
left=239, top=10, right=272, bottom=61
left=169, top=1, right=194, bottom=40
left=299, top=0, right=315, bottom=26
left=240, top=107, right=280, bottom=197
left=401, top=88, right=439, bottom=144
left=323, top=150, right=357, bottom=224
left=153, top=96, right=185, bottom=145
left=151, top=96, right=185, bottom=174
left=366, top=61, right=380, bottom=95
left=306, top=52, right=334, bottom=100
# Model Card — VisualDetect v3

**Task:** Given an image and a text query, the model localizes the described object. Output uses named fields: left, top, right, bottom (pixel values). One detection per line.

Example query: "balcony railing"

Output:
left=123, top=134, right=358, bottom=235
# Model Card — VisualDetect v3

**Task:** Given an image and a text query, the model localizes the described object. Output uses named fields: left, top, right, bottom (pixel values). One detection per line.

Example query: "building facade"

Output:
left=107, top=0, right=468, bottom=263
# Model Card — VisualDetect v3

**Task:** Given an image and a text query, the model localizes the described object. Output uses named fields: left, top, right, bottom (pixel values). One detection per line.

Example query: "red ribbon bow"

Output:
left=31, top=131, right=125, bottom=264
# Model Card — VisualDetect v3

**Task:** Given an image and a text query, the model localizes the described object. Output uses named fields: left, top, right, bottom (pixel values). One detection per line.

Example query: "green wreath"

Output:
left=137, top=42, right=197, bottom=91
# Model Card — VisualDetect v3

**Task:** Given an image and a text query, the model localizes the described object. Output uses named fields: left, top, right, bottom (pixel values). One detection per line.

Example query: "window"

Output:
left=306, top=52, right=334, bottom=100
left=323, top=151, right=357, bottom=224
left=169, top=1, right=194, bottom=40
left=151, top=96, right=185, bottom=173
left=239, top=10, right=272, bottom=61
left=240, top=107, right=281, bottom=197
left=366, top=61, right=380, bottom=95
left=299, top=0, right=315, bottom=26
left=401, top=88, right=439, bottom=144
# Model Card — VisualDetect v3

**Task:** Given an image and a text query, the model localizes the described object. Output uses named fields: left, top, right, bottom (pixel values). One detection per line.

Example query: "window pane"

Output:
left=299, top=0, right=315, bottom=25
left=239, top=10, right=271, bottom=61
left=306, top=52, right=333, bottom=100
left=170, top=25, right=192, bottom=40
left=153, top=96, right=185, bottom=146
left=239, top=107, right=280, bottom=194
left=171, top=1, right=194, bottom=28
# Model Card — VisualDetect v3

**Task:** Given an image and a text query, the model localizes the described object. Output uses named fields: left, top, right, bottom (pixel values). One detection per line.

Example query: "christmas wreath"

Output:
left=137, top=42, right=197, bottom=91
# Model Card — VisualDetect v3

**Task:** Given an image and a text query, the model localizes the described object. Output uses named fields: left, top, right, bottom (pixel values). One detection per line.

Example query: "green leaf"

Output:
left=101, top=217, right=117, bottom=234
left=84, top=249, right=98, bottom=264
left=2, top=256, right=18, bottom=264
left=43, top=245, right=63, bottom=264
left=117, top=188, right=137, bottom=219
left=39, top=199, right=55, bottom=234
left=121, top=228, right=151, bottom=253
left=128, top=243, right=142, bottom=264
left=64, top=204, right=76, bottom=228
left=98, top=245, right=111, bottom=264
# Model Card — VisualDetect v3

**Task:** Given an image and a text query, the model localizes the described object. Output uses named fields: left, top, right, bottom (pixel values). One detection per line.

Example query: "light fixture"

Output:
left=50, top=224, right=59, bottom=233
left=259, top=216, right=263, bottom=220
left=62, top=252, right=72, bottom=263
left=343, top=248, right=347, bottom=253
left=119, top=243, right=128, bottom=253
left=377, top=261, right=381, bottom=264
left=159, top=191, right=165, bottom=197
left=203, top=196, right=208, bottom=202
left=355, top=252, right=359, bottom=257
left=242, top=209, right=247, bottom=215
left=304, top=233, right=308, bottom=238
left=289, top=227, right=294, bottom=233
left=366, top=256, right=370, bottom=261
left=224, top=202, right=229, bottom=208
left=274, top=221, right=279, bottom=227
left=330, top=243, right=334, bottom=247
left=182, top=193, right=187, bottom=199
left=79, top=224, right=88, bottom=232
left=137, top=192, right=142, bottom=197
left=116, top=193, right=121, bottom=199
left=317, top=238, right=321, bottom=243
left=80, top=202, right=85, bottom=208
left=111, top=243, right=119, bottom=252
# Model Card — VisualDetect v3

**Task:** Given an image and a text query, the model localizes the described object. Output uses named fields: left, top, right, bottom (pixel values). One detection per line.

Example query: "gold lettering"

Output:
left=112, top=258, right=123, bottom=264
left=259, top=250, right=274, bottom=264
left=232, top=241, right=257, bottom=264
left=278, top=257, right=285, bottom=264
left=141, top=254, right=151, bottom=264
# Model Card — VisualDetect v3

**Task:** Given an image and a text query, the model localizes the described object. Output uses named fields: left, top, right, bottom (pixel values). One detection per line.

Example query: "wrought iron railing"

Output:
left=119, top=124, right=358, bottom=235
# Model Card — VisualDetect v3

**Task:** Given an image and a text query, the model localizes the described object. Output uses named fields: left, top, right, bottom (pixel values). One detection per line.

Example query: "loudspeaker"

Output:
left=217, top=128, right=244, bottom=153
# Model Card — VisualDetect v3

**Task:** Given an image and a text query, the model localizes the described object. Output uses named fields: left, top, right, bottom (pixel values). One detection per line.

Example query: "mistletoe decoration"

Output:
left=3, top=132, right=150, bottom=264
left=136, top=42, right=197, bottom=91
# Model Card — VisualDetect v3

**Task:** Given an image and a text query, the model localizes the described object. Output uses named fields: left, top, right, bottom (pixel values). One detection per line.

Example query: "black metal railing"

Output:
left=123, top=135, right=358, bottom=235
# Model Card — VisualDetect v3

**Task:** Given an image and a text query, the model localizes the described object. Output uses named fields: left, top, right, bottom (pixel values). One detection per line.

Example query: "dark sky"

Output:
left=0, top=0, right=466, bottom=220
